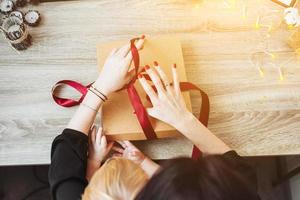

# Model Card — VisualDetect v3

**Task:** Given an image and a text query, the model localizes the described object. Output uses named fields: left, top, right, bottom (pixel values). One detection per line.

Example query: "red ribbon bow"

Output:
left=52, top=37, right=210, bottom=160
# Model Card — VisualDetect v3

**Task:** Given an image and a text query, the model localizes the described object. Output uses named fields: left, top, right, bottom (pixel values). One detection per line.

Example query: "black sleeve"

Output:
left=48, top=128, right=88, bottom=200
left=221, top=151, right=261, bottom=199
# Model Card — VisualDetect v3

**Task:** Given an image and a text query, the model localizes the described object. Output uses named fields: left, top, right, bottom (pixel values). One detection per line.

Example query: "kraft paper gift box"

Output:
left=96, top=36, right=192, bottom=141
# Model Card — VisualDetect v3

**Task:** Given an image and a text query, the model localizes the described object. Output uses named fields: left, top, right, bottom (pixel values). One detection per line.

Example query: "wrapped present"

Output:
left=96, top=36, right=192, bottom=141
left=52, top=36, right=209, bottom=159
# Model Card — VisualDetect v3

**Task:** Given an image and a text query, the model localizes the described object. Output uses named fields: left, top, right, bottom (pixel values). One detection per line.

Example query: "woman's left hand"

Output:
left=93, top=36, right=145, bottom=96
left=88, top=125, right=114, bottom=162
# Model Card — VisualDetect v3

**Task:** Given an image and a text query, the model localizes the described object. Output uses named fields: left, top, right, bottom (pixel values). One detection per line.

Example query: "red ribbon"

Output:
left=51, top=37, right=210, bottom=160
left=52, top=80, right=92, bottom=107
left=179, top=82, right=209, bottom=160
left=126, top=38, right=157, bottom=140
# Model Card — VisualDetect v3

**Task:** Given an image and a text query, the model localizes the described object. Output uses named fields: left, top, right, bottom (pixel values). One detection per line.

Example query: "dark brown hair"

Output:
left=135, top=154, right=260, bottom=200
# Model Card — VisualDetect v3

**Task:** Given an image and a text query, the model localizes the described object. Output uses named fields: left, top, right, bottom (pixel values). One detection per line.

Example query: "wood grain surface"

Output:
left=0, top=0, right=299, bottom=166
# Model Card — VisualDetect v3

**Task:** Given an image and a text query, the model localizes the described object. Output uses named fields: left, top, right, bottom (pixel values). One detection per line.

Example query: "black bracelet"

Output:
left=88, top=88, right=105, bottom=102
left=90, top=85, right=108, bottom=100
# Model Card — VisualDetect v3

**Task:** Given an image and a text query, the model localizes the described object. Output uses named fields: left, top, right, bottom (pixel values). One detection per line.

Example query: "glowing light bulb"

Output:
left=255, top=16, right=261, bottom=29
left=258, top=67, right=264, bottom=77
left=278, top=67, right=284, bottom=80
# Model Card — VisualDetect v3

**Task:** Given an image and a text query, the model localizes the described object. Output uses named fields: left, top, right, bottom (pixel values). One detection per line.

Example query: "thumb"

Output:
left=146, top=108, right=158, bottom=119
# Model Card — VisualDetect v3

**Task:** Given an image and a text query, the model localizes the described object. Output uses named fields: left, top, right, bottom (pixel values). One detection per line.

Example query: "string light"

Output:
left=194, top=0, right=293, bottom=80
left=259, top=67, right=265, bottom=77
left=242, top=4, right=247, bottom=19
left=223, top=0, right=237, bottom=9
left=284, top=7, right=300, bottom=27
left=278, top=67, right=284, bottom=80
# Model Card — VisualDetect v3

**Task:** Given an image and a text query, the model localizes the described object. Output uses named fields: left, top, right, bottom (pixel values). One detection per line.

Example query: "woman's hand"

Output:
left=93, top=36, right=145, bottom=96
left=88, top=125, right=114, bottom=162
left=138, top=63, right=191, bottom=128
left=138, top=62, right=231, bottom=155
left=112, top=141, right=146, bottom=165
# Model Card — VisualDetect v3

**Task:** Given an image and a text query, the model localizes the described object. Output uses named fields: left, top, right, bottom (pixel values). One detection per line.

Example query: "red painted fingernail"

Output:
left=145, top=65, right=150, bottom=70
left=173, top=63, right=177, bottom=68
left=138, top=74, right=143, bottom=79
left=141, top=35, right=145, bottom=39
left=154, top=61, right=159, bottom=66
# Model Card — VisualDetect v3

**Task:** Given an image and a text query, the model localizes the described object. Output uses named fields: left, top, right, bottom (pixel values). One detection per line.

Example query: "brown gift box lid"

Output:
left=96, top=36, right=192, bottom=141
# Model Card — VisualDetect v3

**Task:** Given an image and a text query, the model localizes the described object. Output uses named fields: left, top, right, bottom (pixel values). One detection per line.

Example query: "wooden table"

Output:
left=0, top=0, right=299, bottom=166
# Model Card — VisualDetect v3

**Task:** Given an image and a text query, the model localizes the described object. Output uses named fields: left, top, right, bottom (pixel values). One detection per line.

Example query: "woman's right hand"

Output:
left=137, top=62, right=192, bottom=129
left=93, top=35, right=145, bottom=97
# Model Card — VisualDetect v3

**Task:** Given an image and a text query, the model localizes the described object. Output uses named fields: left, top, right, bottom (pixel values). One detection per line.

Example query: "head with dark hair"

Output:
left=135, top=155, right=260, bottom=200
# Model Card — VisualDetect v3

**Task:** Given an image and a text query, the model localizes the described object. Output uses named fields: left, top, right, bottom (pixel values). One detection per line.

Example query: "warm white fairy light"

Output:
left=194, top=0, right=293, bottom=80
left=223, top=0, right=237, bottom=8
left=284, top=7, right=300, bottom=27
left=278, top=66, right=284, bottom=80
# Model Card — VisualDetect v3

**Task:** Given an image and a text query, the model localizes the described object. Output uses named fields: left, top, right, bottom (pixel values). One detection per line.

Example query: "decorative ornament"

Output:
left=9, top=10, right=23, bottom=21
left=0, top=0, right=14, bottom=14
left=284, top=7, right=300, bottom=27
left=2, top=15, right=31, bottom=50
left=0, top=0, right=41, bottom=51
left=24, top=10, right=40, bottom=26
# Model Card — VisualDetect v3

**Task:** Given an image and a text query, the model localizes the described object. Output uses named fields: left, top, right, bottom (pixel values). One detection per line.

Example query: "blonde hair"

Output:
left=82, top=158, right=148, bottom=200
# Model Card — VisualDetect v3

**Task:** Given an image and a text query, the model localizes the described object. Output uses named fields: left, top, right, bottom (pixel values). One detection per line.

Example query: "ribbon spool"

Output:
left=2, top=15, right=31, bottom=50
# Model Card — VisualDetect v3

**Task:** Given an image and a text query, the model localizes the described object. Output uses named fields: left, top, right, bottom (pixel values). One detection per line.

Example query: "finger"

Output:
left=112, top=146, right=124, bottom=153
left=172, top=64, right=180, bottom=96
left=135, top=35, right=145, bottom=50
left=91, top=125, right=97, bottom=144
left=145, top=65, right=165, bottom=95
left=125, top=66, right=145, bottom=83
left=116, top=43, right=130, bottom=57
left=138, top=74, right=157, bottom=103
left=113, top=153, right=123, bottom=157
left=153, top=61, right=172, bottom=95
left=100, top=135, right=107, bottom=147
left=123, top=141, right=135, bottom=148
left=117, top=141, right=127, bottom=148
left=96, top=127, right=103, bottom=145
left=146, top=108, right=159, bottom=119
left=130, top=151, right=138, bottom=156
left=125, top=35, right=145, bottom=62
